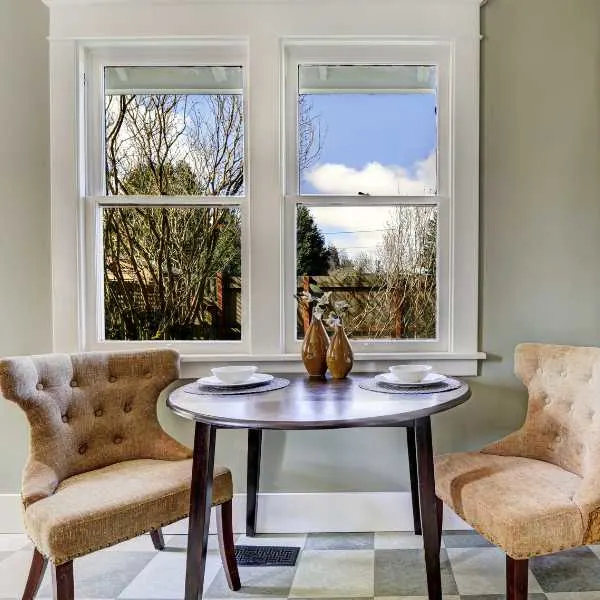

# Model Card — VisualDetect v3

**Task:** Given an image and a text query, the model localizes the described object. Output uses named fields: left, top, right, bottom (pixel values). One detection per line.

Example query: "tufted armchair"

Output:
left=435, top=343, right=600, bottom=599
left=0, top=349, right=240, bottom=600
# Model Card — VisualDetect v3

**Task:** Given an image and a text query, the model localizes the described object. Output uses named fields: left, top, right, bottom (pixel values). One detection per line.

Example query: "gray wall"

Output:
left=2, top=0, right=600, bottom=496
left=0, top=0, right=52, bottom=492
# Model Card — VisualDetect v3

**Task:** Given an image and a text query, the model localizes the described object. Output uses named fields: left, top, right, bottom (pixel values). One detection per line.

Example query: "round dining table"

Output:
left=167, top=372, right=471, bottom=600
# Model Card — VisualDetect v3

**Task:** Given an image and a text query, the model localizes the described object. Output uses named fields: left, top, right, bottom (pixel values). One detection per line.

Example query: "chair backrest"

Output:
left=513, top=343, right=600, bottom=477
left=0, top=349, right=191, bottom=507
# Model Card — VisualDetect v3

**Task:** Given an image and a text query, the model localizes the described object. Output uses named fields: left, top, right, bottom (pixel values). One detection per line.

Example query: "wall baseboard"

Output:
left=0, top=491, right=469, bottom=535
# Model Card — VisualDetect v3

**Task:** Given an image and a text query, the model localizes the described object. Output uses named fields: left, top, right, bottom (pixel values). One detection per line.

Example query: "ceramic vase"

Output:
left=301, top=317, right=330, bottom=378
left=326, top=324, right=354, bottom=379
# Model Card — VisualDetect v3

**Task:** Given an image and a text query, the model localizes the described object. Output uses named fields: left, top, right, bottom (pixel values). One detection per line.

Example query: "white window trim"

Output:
left=45, top=0, right=484, bottom=375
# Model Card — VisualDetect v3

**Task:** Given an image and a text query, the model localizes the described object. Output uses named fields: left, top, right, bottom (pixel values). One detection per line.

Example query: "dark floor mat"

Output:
left=234, top=545, right=301, bottom=566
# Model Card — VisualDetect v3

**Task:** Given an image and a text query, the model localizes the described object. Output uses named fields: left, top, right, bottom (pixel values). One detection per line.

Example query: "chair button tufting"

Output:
left=123, top=403, right=132, bottom=413
left=561, top=371, right=567, bottom=378
left=144, top=371, right=152, bottom=379
left=70, top=380, right=78, bottom=387
left=78, top=443, right=88, bottom=454
left=61, top=414, right=69, bottom=423
left=109, top=376, right=117, bottom=383
left=94, top=408, right=104, bottom=417
left=36, top=383, right=43, bottom=390
left=113, top=435, right=123, bottom=445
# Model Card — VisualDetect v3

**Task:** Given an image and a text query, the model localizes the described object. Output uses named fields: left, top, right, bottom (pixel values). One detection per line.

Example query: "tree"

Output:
left=296, top=205, right=331, bottom=276
left=104, top=91, right=322, bottom=340
left=104, top=93, right=244, bottom=340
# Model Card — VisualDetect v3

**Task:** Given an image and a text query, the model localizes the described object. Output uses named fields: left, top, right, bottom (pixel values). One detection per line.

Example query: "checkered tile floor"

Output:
left=1, top=530, right=600, bottom=599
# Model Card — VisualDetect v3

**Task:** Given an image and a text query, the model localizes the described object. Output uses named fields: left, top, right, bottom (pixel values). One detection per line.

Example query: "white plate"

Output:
left=374, top=372, right=446, bottom=387
left=197, top=373, right=274, bottom=388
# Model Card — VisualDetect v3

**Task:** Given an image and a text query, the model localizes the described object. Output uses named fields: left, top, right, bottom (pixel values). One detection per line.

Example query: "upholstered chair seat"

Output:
left=0, top=349, right=240, bottom=600
left=24, top=459, right=232, bottom=565
left=434, top=343, right=600, bottom=599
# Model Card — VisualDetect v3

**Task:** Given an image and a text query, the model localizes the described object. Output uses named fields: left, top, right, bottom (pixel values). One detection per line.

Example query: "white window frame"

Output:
left=283, top=41, right=452, bottom=354
left=82, top=43, right=251, bottom=355
left=46, top=0, right=484, bottom=374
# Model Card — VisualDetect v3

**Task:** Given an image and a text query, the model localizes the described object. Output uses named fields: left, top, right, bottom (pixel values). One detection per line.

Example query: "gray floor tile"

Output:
left=531, top=548, right=600, bottom=593
left=447, top=547, right=542, bottom=595
left=442, top=532, right=493, bottom=548
left=206, top=566, right=296, bottom=599
left=546, top=593, right=600, bottom=599
left=459, top=595, right=547, bottom=599
left=374, top=549, right=458, bottom=596
left=38, top=551, right=156, bottom=599
left=305, top=533, right=374, bottom=550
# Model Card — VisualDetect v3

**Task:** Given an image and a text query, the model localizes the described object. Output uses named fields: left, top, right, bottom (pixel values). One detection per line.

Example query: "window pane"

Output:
left=104, top=66, right=244, bottom=196
left=296, top=204, right=437, bottom=340
left=298, top=65, right=437, bottom=196
left=103, top=206, right=241, bottom=341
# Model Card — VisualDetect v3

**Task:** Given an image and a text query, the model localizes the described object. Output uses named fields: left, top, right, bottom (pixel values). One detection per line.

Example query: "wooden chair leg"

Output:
left=435, top=495, right=443, bottom=551
left=150, top=528, right=166, bottom=550
left=51, top=561, right=74, bottom=600
left=22, top=548, right=48, bottom=600
left=217, top=499, right=241, bottom=591
left=506, top=555, right=528, bottom=600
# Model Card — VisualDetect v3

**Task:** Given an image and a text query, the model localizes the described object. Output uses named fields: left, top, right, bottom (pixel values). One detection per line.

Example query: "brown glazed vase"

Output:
left=301, top=317, right=330, bottom=378
left=326, top=324, right=354, bottom=379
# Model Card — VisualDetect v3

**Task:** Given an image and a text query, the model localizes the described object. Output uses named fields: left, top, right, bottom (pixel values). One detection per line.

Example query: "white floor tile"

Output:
left=118, top=548, right=222, bottom=599
left=235, top=534, right=306, bottom=548
left=0, top=534, right=30, bottom=552
left=375, top=532, right=426, bottom=550
left=290, top=549, right=374, bottom=598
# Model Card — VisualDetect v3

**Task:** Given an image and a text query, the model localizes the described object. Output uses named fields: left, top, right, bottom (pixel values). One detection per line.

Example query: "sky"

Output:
left=300, top=92, right=438, bottom=261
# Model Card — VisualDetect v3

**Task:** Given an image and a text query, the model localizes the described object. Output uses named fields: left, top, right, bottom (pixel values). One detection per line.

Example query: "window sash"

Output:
left=84, top=195, right=250, bottom=353
left=282, top=41, right=452, bottom=352
left=84, top=44, right=248, bottom=198
left=283, top=194, right=450, bottom=353
left=83, top=44, right=251, bottom=352
left=283, top=42, right=452, bottom=199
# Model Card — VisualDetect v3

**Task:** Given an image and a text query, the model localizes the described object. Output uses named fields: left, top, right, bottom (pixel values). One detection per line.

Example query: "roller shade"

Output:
left=299, top=64, right=437, bottom=94
left=105, top=66, right=243, bottom=95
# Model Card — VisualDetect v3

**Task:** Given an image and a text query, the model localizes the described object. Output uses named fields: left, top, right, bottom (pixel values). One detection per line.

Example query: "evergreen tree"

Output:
left=296, top=205, right=331, bottom=276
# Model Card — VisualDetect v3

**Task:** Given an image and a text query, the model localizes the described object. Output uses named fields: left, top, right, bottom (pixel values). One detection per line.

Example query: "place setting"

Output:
left=182, top=365, right=290, bottom=396
left=359, top=364, right=463, bottom=395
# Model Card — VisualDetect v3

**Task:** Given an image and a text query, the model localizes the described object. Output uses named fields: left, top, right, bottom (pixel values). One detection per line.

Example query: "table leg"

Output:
left=406, top=424, right=422, bottom=535
left=415, top=417, right=442, bottom=600
left=246, top=429, right=262, bottom=537
left=185, top=423, right=216, bottom=600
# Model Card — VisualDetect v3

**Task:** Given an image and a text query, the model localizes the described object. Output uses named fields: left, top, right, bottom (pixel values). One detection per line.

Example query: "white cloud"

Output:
left=304, top=152, right=436, bottom=196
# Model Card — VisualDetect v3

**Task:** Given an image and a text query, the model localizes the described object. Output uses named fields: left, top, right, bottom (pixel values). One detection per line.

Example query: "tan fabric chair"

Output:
left=0, top=349, right=240, bottom=600
left=435, top=343, right=600, bottom=599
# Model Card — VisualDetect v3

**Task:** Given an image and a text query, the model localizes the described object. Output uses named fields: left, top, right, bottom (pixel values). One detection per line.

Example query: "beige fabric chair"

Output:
left=0, top=349, right=240, bottom=600
left=435, top=343, right=600, bottom=599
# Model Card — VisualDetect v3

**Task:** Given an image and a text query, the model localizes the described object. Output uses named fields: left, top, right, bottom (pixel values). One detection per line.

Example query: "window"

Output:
left=284, top=44, right=453, bottom=353
left=51, top=3, right=480, bottom=370
left=84, top=48, right=248, bottom=352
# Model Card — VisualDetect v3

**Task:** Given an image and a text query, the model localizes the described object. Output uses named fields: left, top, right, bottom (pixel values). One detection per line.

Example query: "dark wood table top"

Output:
left=167, top=373, right=471, bottom=429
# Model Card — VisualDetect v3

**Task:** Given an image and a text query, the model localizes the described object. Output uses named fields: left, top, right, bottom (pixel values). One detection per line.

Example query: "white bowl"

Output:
left=211, top=365, right=258, bottom=384
left=388, top=364, right=433, bottom=384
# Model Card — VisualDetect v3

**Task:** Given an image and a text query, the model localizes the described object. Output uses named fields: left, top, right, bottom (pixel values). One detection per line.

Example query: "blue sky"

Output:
left=301, top=93, right=437, bottom=195
left=301, top=92, right=437, bottom=260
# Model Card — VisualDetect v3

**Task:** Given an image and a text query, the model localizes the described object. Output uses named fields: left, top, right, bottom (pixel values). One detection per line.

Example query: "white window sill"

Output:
left=179, top=351, right=486, bottom=378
